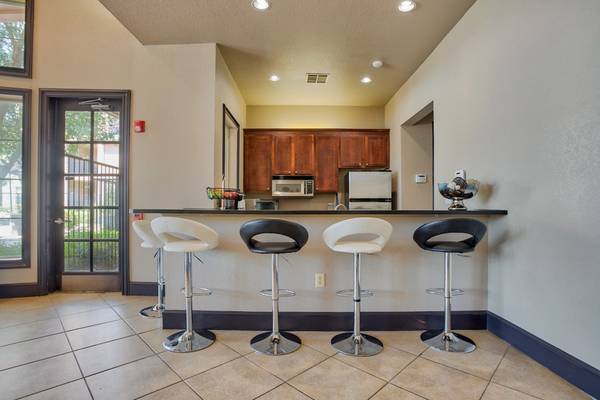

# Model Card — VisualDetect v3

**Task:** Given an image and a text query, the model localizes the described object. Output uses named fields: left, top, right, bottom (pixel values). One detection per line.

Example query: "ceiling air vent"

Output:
left=306, top=73, right=329, bottom=84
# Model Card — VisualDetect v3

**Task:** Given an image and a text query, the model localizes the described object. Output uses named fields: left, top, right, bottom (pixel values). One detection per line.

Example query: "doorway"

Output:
left=39, top=90, right=130, bottom=293
left=401, top=102, right=434, bottom=209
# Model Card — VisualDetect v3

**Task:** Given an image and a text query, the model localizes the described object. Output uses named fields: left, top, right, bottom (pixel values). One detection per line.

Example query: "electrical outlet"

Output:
left=315, top=273, right=326, bottom=288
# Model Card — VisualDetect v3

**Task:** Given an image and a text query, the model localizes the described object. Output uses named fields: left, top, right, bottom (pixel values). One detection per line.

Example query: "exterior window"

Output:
left=0, top=88, right=30, bottom=268
left=0, top=0, right=33, bottom=77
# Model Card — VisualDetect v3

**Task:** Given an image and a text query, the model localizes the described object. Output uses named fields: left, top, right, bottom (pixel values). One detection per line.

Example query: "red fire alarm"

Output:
left=134, top=120, right=146, bottom=133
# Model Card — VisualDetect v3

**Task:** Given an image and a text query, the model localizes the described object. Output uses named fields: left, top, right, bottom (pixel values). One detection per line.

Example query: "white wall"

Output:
left=0, top=0, right=220, bottom=284
left=401, top=123, right=433, bottom=209
left=385, top=0, right=600, bottom=368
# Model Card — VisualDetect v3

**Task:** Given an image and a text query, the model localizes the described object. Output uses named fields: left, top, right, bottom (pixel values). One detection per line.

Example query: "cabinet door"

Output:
left=315, top=135, right=339, bottom=192
left=339, top=134, right=365, bottom=168
left=292, top=133, right=315, bottom=175
left=365, top=133, right=389, bottom=168
left=244, top=134, right=272, bottom=192
left=272, top=134, right=294, bottom=175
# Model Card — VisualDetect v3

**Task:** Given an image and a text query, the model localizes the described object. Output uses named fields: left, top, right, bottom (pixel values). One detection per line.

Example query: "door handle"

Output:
left=53, top=218, right=70, bottom=225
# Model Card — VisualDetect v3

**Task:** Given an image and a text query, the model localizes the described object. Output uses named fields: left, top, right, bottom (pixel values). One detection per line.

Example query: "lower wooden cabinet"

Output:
left=243, top=133, right=272, bottom=192
left=315, top=135, right=339, bottom=192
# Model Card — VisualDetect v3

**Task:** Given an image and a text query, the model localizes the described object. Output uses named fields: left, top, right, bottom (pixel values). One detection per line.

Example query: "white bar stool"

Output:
left=323, top=217, right=393, bottom=356
left=132, top=220, right=165, bottom=318
left=151, top=217, right=219, bottom=353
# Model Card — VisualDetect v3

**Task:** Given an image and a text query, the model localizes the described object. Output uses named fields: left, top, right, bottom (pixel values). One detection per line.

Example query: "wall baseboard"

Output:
left=0, top=282, right=40, bottom=298
left=127, top=281, right=157, bottom=296
left=487, top=312, right=599, bottom=399
left=162, top=310, right=487, bottom=331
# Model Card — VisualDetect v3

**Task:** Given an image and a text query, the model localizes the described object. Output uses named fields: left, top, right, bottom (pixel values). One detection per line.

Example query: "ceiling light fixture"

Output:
left=251, top=0, right=270, bottom=11
left=398, top=0, right=416, bottom=12
left=269, top=75, right=280, bottom=82
left=371, top=59, right=383, bottom=68
left=360, top=76, right=372, bottom=84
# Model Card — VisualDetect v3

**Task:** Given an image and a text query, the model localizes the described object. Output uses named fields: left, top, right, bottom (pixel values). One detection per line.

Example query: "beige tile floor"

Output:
left=0, top=292, right=591, bottom=400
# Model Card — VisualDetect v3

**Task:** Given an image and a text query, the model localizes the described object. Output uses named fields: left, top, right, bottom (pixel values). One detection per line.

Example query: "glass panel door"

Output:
left=60, top=101, right=121, bottom=281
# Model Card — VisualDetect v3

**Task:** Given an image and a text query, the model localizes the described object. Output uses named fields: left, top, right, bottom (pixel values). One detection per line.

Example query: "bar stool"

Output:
left=413, top=218, right=487, bottom=353
left=151, top=217, right=219, bottom=353
left=240, top=219, right=309, bottom=356
left=132, top=220, right=165, bottom=318
left=323, top=217, right=393, bottom=357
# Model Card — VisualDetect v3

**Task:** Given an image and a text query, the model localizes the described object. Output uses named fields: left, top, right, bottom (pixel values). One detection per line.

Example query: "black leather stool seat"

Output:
left=413, top=218, right=486, bottom=254
left=240, top=219, right=309, bottom=254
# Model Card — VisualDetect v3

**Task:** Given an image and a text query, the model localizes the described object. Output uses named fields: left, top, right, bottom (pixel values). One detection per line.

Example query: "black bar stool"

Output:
left=413, top=218, right=487, bottom=353
left=240, top=219, right=309, bottom=356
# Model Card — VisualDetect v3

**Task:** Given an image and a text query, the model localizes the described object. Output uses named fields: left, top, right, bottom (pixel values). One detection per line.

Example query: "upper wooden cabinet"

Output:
left=272, top=132, right=315, bottom=175
left=243, top=133, right=272, bottom=192
left=315, top=135, right=340, bottom=192
left=243, top=129, right=389, bottom=193
left=339, top=132, right=389, bottom=169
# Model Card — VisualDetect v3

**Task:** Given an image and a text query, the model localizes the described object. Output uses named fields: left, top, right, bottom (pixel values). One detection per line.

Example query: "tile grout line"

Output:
left=476, top=344, right=511, bottom=400
left=55, top=301, right=96, bottom=400
left=377, top=353, right=427, bottom=400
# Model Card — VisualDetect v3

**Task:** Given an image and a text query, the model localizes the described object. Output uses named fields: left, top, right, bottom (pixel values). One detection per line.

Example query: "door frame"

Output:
left=38, top=89, right=131, bottom=294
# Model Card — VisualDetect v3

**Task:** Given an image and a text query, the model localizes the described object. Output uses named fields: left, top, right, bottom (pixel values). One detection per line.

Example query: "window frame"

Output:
left=0, top=87, right=31, bottom=268
left=0, top=0, right=34, bottom=78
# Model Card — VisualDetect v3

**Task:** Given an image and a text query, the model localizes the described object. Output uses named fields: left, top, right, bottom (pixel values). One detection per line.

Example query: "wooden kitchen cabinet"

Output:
left=365, top=133, right=389, bottom=168
left=339, top=132, right=389, bottom=169
left=292, top=133, right=315, bottom=175
left=272, top=132, right=315, bottom=175
left=272, top=134, right=294, bottom=175
left=243, top=133, right=272, bottom=192
left=339, top=134, right=367, bottom=168
left=243, top=129, right=388, bottom=193
left=315, top=135, right=339, bottom=192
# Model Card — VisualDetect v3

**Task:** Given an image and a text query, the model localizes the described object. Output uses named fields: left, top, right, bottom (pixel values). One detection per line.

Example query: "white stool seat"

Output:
left=132, top=220, right=163, bottom=249
left=323, top=217, right=392, bottom=254
left=163, top=240, right=215, bottom=253
left=151, top=217, right=219, bottom=254
left=150, top=216, right=219, bottom=353
left=329, top=241, right=383, bottom=254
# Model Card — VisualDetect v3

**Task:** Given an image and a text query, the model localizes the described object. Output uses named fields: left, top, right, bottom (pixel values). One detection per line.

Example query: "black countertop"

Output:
left=130, top=208, right=507, bottom=216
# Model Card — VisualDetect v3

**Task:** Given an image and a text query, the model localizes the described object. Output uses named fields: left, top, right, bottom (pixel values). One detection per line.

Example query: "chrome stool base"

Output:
left=139, top=304, right=164, bottom=319
left=331, top=332, right=383, bottom=357
left=163, top=329, right=215, bottom=353
left=421, top=330, right=476, bottom=353
left=250, top=331, right=301, bottom=356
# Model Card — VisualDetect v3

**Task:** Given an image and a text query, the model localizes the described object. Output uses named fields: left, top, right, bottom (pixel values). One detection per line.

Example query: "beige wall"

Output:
left=385, top=0, right=600, bottom=368
left=0, top=0, right=221, bottom=284
left=401, top=123, right=433, bottom=209
left=246, top=105, right=384, bottom=129
left=214, top=47, right=247, bottom=188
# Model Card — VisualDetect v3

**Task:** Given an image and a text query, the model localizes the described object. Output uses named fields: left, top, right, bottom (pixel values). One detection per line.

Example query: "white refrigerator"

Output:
left=345, top=170, right=393, bottom=210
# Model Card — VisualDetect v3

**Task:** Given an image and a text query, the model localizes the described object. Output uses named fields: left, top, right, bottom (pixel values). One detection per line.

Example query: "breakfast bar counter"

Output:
left=129, top=208, right=507, bottom=317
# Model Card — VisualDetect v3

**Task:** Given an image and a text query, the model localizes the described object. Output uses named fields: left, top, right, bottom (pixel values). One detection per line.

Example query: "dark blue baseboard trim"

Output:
left=0, top=282, right=41, bottom=298
left=487, top=311, right=599, bottom=398
left=162, top=310, right=487, bottom=332
left=127, top=281, right=157, bottom=296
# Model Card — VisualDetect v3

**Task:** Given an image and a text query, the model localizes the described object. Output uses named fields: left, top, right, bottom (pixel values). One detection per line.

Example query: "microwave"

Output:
left=272, top=176, right=315, bottom=197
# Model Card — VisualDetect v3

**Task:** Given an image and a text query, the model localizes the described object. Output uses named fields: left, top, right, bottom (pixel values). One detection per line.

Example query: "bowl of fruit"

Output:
left=206, top=187, right=244, bottom=210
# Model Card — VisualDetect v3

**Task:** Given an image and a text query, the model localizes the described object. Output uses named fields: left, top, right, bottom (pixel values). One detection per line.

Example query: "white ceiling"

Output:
left=99, top=0, right=475, bottom=106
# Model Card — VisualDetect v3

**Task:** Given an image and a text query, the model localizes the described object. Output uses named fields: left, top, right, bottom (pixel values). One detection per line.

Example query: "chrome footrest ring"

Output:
left=259, top=289, right=296, bottom=297
left=425, top=288, right=464, bottom=296
left=180, top=287, right=213, bottom=296
left=336, top=289, right=374, bottom=298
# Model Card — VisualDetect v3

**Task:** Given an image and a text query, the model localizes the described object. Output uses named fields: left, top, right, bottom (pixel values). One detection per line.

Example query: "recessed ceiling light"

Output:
left=251, top=0, right=270, bottom=11
left=360, top=76, right=372, bottom=84
left=398, top=0, right=416, bottom=12
left=269, top=75, right=280, bottom=82
left=371, top=59, right=383, bottom=68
